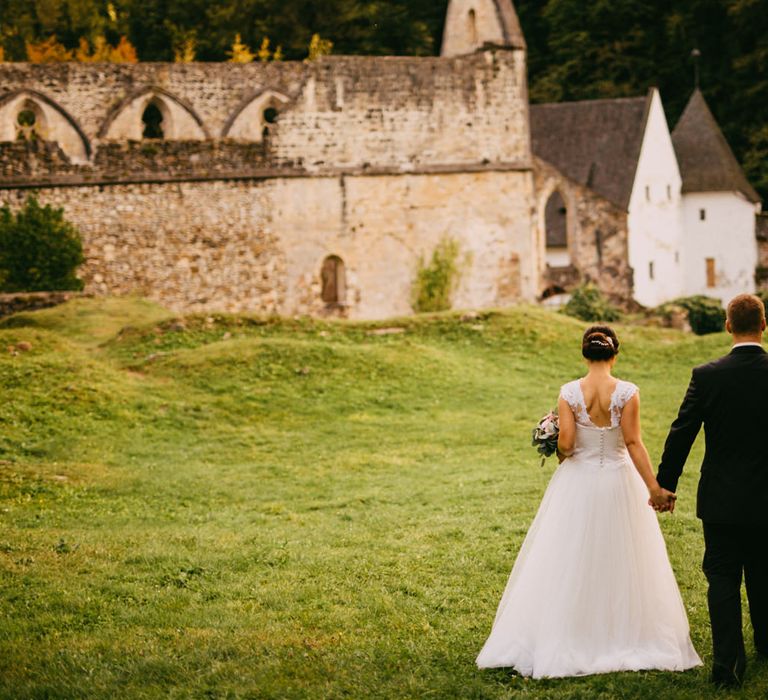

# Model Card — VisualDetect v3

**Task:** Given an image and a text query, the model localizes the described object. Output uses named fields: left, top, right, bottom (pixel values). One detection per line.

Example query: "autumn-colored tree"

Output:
left=26, top=36, right=73, bottom=63
left=228, top=34, right=256, bottom=63
left=0, top=47, right=5, bottom=62
left=307, top=34, right=333, bottom=61
left=257, top=38, right=271, bottom=63
left=75, top=36, right=138, bottom=63
left=173, top=37, right=196, bottom=62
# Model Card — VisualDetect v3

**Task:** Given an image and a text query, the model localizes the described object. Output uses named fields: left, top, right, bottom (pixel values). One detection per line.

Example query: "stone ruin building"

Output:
left=0, top=0, right=762, bottom=318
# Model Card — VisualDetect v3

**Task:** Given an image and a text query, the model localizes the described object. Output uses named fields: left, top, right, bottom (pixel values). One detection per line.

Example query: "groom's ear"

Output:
left=725, top=319, right=732, bottom=334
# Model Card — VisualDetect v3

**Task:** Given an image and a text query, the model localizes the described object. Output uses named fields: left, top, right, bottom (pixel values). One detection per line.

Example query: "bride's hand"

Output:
left=648, top=487, right=677, bottom=513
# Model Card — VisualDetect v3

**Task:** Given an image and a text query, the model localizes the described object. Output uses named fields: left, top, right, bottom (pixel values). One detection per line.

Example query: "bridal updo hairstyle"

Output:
left=582, top=325, right=620, bottom=361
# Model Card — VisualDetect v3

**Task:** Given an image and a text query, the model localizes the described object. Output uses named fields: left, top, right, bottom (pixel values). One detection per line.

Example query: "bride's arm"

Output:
left=557, top=397, right=576, bottom=458
left=621, top=393, right=676, bottom=512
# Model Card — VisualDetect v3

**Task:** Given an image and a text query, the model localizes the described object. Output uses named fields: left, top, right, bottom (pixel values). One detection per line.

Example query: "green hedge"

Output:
left=562, top=283, right=622, bottom=322
left=657, top=296, right=725, bottom=335
left=0, top=196, right=84, bottom=293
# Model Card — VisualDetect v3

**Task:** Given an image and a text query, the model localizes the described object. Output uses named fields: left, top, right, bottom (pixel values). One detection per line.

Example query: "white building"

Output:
left=672, top=90, right=762, bottom=305
left=530, top=87, right=761, bottom=308
left=626, top=88, right=686, bottom=307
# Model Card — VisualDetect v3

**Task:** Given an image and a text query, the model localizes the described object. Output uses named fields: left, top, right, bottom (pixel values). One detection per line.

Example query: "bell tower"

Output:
left=441, top=0, right=526, bottom=57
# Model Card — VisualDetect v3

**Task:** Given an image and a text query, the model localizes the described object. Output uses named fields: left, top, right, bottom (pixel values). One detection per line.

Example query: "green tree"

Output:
left=0, top=197, right=85, bottom=292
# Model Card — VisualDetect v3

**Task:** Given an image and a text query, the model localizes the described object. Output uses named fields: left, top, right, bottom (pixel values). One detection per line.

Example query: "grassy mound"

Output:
left=0, top=298, right=760, bottom=699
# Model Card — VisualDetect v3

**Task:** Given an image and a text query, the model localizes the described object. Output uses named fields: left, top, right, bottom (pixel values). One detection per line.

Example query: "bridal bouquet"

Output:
left=532, top=410, right=559, bottom=466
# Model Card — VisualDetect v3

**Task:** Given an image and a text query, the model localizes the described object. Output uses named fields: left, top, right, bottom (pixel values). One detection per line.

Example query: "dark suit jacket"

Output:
left=657, top=345, right=768, bottom=524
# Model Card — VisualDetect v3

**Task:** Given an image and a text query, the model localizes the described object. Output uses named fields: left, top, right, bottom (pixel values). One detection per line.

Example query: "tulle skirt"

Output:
left=476, top=456, right=702, bottom=678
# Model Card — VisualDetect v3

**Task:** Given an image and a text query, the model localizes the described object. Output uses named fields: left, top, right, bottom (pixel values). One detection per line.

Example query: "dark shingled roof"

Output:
left=672, top=90, right=760, bottom=203
left=529, top=93, right=651, bottom=210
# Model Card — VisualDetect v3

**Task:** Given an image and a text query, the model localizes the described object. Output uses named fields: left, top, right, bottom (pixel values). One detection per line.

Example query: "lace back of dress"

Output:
left=560, top=379, right=637, bottom=429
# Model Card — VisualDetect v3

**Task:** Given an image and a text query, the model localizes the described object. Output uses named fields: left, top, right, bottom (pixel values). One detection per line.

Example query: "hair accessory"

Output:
left=589, top=334, right=614, bottom=348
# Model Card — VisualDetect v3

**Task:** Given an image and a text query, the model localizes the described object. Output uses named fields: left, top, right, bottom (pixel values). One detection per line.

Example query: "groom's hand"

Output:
left=648, top=488, right=677, bottom=513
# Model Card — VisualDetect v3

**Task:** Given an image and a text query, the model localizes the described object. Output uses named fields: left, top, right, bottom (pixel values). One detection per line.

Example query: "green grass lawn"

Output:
left=0, top=298, right=766, bottom=699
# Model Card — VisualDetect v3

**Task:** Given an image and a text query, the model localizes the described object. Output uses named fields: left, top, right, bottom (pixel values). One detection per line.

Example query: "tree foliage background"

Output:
left=0, top=0, right=765, bottom=198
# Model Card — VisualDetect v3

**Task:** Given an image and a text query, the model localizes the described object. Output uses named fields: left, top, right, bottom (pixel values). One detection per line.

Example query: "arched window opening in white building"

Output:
left=544, top=190, right=570, bottom=268
left=467, top=9, right=478, bottom=46
left=321, top=255, right=346, bottom=306
left=649, top=261, right=655, bottom=280
left=142, top=101, right=164, bottom=139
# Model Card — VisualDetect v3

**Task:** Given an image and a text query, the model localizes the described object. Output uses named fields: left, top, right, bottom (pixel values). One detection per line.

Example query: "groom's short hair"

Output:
left=727, top=294, right=766, bottom=334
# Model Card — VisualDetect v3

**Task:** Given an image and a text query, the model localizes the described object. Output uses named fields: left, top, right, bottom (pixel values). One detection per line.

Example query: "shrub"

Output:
left=412, top=238, right=461, bottom=313
left=658, top=295, right=725, bottom=335
left=0, top=196, right=85, bottom=293
left=562, top=283, right=622, bottom=322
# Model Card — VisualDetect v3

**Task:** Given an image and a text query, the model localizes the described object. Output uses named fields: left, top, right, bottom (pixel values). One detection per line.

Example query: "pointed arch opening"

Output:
left=0, top=90, right=90, bottom=161
left=223, top=90, right=290, bottom=142
left=545, top=190, right=570, bottom=268
left=15, top=99, right=47, bottom=141
left=321, top=255, right=346, bottom=306
left=101, top=87, right=207, bottom=141
left=142, top=100, right=165, bottom=139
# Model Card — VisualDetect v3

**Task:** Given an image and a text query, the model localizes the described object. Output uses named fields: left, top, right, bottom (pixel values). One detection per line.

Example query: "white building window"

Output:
left=699, top=208, right=706, bottom=221
left=645, top=186, right=651, bottom=202
left=675, top=251, right=680, bottom=264
left=649, top=261, right=655, bottom=280
left=667, top=185, right=672, bottom=200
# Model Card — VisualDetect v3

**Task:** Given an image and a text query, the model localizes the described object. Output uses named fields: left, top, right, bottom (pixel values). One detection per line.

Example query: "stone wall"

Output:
left=0, top=50, right=531, bottom=186
left=0, top=168, right=534, bottom=319
left=533, top=156, right=633, bottom=302
left=0, top=49, right=535, bottom=319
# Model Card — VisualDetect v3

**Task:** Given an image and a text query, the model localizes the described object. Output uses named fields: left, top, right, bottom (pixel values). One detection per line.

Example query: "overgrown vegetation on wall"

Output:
left=412, top=238, right=460, bottom=313
left=0, top=197, right=84, bottom=293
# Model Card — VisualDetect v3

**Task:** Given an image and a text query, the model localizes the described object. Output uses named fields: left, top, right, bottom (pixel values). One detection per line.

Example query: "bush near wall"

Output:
left=562, top=283, right=622, bottom=322
left=0, top=196, right=85, bottom=293
left=412, top=238, right=460, bottom=313
left=656, top=296, right=725, bottom=335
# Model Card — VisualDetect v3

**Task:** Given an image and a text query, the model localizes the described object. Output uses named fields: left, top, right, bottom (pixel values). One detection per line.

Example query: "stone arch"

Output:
left=222, top=90, right=291, bottom=142
left=541, top=284, right=566, bottom=300
left=0, top=89, right=91, bottom=162
left=537, top=183, right=572, bottom=269
left=320, top=255, right=346, bottom=305
left=100, top=87, right=208, bottom=140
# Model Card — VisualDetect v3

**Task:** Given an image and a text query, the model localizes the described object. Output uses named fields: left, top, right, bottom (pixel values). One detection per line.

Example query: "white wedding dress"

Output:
left=476, top=379, right=702, bottom=678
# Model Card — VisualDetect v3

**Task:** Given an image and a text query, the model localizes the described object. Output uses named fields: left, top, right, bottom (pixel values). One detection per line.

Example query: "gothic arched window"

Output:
left=321, top=255, right=346, bottom=305
left=15, top=100, right=45, bottom=141
left=142, top=101, right=164, bottom=139
left=544, top=190, right=570, bottom=267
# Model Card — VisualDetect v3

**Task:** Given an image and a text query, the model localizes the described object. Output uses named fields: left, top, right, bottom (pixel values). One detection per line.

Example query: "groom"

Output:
left=656, top=293, right=768, bottom=688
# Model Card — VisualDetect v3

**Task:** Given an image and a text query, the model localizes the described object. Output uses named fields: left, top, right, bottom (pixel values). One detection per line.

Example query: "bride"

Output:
left=476, top=325, right=702, bottom=678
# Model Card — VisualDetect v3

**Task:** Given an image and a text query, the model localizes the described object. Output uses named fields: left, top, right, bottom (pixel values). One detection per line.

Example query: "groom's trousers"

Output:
left=703, top=522, right=768, bottom=673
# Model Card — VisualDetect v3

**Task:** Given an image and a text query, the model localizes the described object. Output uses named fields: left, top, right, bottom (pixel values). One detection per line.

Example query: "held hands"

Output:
left=648, top=487, right=677, bottom=514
